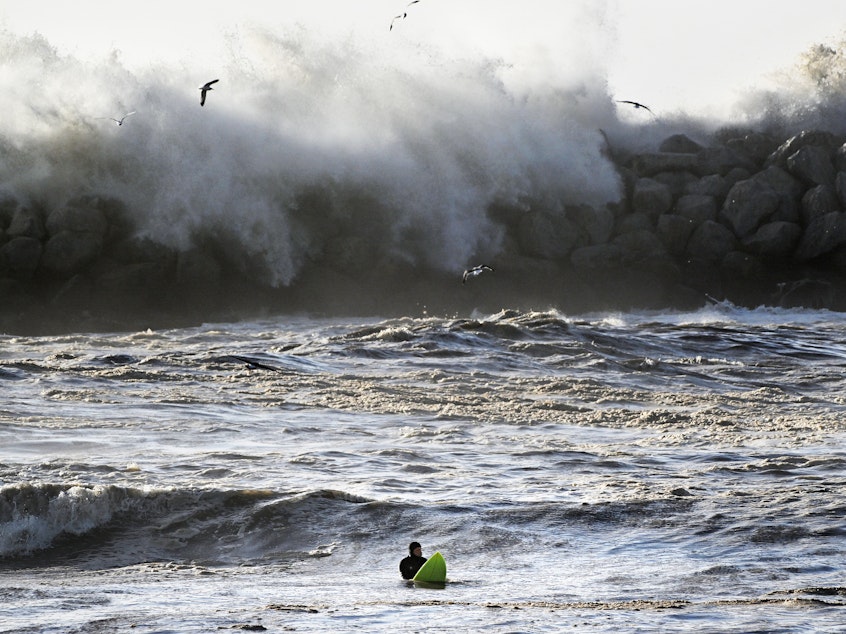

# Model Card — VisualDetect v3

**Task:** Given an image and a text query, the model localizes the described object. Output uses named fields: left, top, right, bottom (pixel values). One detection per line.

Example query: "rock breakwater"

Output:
left=601, top=128, right=846, bottom=311
left=2, top=127, right=846, bottom=333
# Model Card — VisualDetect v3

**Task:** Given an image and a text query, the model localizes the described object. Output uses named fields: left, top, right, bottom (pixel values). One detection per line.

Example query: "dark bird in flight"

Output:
left=390, top=0, right=420, bottom=30
left=199, top=79, right=219, bottom=106
left=616, top=100, right=654, bottom=115
left=462, top=264, right=493, bottom=284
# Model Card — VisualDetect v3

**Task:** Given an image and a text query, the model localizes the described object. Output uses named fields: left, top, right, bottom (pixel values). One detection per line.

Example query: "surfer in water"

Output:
left=399, top=541, right=427, bottom=579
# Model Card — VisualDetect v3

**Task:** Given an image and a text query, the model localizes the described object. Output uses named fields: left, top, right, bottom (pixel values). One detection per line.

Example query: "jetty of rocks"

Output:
left=2, top=128, right=846, bottom=332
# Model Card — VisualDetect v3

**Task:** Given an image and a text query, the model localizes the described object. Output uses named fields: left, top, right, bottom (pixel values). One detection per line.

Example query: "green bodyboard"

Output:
left=412, top=551, right=447, bottom=583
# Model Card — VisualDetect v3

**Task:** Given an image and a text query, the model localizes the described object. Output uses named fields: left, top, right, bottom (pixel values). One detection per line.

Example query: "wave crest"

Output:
left=0, top=26, right=621, bottom=292
left=0, top=483, right=120, bottom=557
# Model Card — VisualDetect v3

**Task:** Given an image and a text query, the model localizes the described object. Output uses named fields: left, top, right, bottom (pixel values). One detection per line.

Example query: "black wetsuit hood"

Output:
left=400, top=542, right=427, bottom=579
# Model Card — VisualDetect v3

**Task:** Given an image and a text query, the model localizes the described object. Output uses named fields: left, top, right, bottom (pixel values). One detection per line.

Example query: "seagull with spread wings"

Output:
left=390, top=0, right=420, bottom=30
left=199, top=79, right=219, bottom=106
left=462, top=264, right=494, bottom=284
left=616, top=100, right=655, bottom=115
left=97, top=111, right=136, bottom=126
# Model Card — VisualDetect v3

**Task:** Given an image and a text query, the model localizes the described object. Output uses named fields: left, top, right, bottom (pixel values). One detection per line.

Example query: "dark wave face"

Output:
left=0, top=483, right=374, bottom=566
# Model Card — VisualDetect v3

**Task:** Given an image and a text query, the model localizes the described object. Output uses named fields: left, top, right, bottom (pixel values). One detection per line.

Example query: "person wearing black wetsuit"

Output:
left=399, top=541, right=427, bottom=579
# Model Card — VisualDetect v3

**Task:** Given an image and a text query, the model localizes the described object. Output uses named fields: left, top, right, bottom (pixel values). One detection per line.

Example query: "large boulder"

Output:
left=631, top=178, right=673, bottom=219
left=685, top=173, right=731, bottom=200
left=801, top=185, right=840, bottom=224
left=786, top=145, right=836, bottom=188
left=616, top=212, right=653, bottom=235
left=656, top=214, right=695, bottom=255
left=653, top=171, right=698, bottom=197
left=612, top=228, right=667, bottom=264
left=686, top=220, right=737, bottom=262
left=795, top=211, right=846, bottom=260
left=7, top=208, right=45, bottom=240
left=725, top=132, right=779, bottom=166
left=659, top=134, right=704, bottom=154
left=721, top=178, right=781, bottom=237
left=755, top=166, right=804, bottom=223
left=569, top=204, right=615, bottom=245
left=37, top=197, right=117, bottom=278
left=0, top=191, right=19, bottom=229
left=777, top=278, right=836, bottom=308
left=41, top=231, right=104, bottom=276
left=696, top=146, right=756, bottom=176
left=755, top=165, right=805, bottom=198
left=721, top=166, right=803, bottom=237
left=725, top=167, right=754, bottom=190
left=630, top=153, right=699, bottom=176
left=742, top=221, right=802, bottom=258
left=766, top=130, right=840, bottom=168
left=518, top=211, right=583, bottom=259
left=0, top=236, right=42, bottom=278
left=674, top=195, right=717, bottom=225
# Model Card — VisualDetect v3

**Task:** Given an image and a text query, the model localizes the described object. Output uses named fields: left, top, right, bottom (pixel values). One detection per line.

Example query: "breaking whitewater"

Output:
left=3, top=28, right=846, bottom=333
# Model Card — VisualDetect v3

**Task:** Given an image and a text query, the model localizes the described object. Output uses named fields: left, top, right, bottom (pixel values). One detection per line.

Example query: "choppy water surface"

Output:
left=2, top=304, right=846, bottom=632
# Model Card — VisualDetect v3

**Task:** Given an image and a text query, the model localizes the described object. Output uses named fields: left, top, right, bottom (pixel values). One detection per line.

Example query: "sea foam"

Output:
left=0, top=26, right=622, bottom=288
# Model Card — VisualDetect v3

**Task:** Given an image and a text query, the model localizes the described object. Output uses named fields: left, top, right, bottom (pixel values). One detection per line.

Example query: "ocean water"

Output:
left=2, top=304, right=846, bottom=633
left=4, top=5, right=846, bottom=632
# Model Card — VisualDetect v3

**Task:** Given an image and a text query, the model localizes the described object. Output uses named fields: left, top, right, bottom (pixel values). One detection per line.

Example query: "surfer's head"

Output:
left=409, top=541, right=421, bottom=555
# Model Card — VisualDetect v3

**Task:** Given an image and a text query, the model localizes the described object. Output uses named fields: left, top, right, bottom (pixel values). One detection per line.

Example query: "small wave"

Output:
left=750, top=524, right=812, bottom=544
left=0, top=483, right=122, bottom=558
left=480, top=498, right=697, bottom=532
left=0, top=483, right=382, bottom=566
left=92, top=354, right=138, bottom=366
left=772, top=586, right=846, bottom=597
left=0, top=366, right=26, bottom=380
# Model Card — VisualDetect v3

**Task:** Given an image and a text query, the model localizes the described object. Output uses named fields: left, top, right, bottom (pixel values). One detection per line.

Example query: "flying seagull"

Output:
left=96, top=111, right=136, bottom=126
left=390, top=0, right=420, bottom=30
left=462, top=264, right=493, bottom=284
left=199, top=79, right=219, bottom=106
left=110, top=111, right=135, bottom=125
left=616, top=100, right=654, bottom=115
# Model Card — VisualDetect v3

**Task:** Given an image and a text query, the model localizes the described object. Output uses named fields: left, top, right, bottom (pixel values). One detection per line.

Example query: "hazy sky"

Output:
left=3, top=1, right=846, bottom=116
